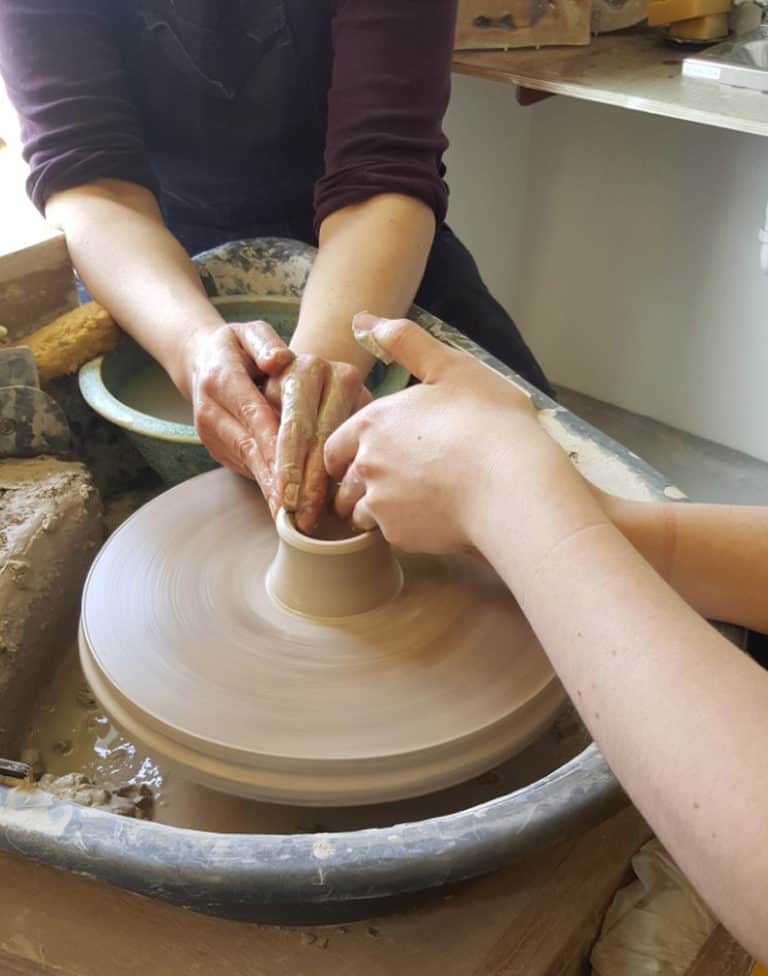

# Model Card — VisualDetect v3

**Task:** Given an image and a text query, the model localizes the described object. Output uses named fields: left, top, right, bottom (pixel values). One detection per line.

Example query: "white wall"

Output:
left=0, top=76, right=56, bottom=252
left=445, top=76, right=768, bottom=462
left=444, top=75, right=531, bottom=308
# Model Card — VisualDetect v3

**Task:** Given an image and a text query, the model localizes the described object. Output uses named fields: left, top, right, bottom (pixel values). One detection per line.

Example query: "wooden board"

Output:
left=0, top=237, right=76, bottom=339
left=453, top=26, right=768, bottom=139
left=0, top=118, right=76, bottom=337
left=0, top=806, right=651, bottom=976
left=455, top=0, right=591, bottom=51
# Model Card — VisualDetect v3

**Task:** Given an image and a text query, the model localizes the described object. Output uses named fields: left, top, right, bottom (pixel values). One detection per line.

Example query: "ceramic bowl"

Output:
left=78, top=294, right=410, bottom=485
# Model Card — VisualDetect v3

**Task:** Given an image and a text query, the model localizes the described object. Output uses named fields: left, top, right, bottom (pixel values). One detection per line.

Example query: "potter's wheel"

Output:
left=80, top=469, right=564, bottom=806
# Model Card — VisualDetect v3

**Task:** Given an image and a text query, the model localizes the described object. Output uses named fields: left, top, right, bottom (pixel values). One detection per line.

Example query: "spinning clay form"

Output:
left=80, top=469, right=565, bottom=806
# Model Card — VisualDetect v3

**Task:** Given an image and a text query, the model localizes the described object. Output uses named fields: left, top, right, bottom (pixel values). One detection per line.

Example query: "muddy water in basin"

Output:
left=118, top=360, right=194, bottom=426
left=22, top=643, right=589, bottom=833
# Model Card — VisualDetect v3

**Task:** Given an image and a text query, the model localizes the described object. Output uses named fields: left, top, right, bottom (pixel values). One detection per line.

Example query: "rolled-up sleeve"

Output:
left=314, top=0, right=457, bottom=232
left=0, top=0, right=155, bottom=213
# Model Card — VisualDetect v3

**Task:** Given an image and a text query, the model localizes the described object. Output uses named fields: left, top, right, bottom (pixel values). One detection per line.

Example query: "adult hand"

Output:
left=266, top=356, right=370, bottom=534
left=325, top=313, right=543, bottom=554
left=187, top=320, right=369, bottom=530
left=186, top=320, right=294, bottom=516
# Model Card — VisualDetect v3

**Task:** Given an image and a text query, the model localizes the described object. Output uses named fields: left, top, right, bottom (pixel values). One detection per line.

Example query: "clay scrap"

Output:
left=37, top=772, right=153, bottom=819
left=0, top=457, right=102, bottom=754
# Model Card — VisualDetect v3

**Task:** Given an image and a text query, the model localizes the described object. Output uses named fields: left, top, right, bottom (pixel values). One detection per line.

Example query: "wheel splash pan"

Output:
left=0, top=743, right=624, bottom=924
left=0, top=238, right=683, bottom=923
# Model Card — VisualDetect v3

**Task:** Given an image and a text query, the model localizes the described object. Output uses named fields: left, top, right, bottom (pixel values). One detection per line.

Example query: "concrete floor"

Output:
left=557, top=387, right=768, bottom=505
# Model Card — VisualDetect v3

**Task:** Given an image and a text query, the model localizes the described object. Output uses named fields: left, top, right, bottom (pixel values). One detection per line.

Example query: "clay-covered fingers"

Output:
left=294, top=362, right=366, bottom=533
left=274, top=355, right=328, bottom=513
left=230, top=320, right=294, bottom=377
left=198, top=356, right=280, bottom=465
left=353, top=313, right=533, bottom=412
left=352, top=312, right=460, bottom=383
left=196, top=398, right=277, bottom=491
left=191, top=324, right=289, bottom=514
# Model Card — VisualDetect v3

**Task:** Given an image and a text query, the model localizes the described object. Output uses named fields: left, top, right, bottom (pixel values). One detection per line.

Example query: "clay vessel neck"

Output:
left=266, top=509, right=403, bottom=618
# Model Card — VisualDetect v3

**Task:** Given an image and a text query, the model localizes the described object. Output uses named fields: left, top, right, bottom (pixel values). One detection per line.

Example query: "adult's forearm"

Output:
left=46, top=179, right=222, bottom=396
left=604, top=496, right=768, bottom=632
left=292, top=194, right=435, bottom=373
left=473, top=484, right=768, bottom=959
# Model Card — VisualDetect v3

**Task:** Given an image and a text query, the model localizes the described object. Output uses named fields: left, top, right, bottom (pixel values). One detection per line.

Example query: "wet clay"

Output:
left=21, top=639, right=163, bottom=790
left=36, top=772, right=152, bottom=818
left=309, top=506, right=363, bottom=541
left=0, top=457, right=101, bottom=754
left=22, top=642, right=588, bottom=832
left=79, top=468, right=566, bottom=806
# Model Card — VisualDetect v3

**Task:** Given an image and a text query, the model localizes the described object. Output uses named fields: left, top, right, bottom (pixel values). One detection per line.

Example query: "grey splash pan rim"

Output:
left=0, top=741, right=623, bottom=924
left=0, top=237, right=678, bottom=924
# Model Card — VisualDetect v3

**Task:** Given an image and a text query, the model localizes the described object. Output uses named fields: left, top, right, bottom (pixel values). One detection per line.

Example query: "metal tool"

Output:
left=0, top=346, right=71, bottom=459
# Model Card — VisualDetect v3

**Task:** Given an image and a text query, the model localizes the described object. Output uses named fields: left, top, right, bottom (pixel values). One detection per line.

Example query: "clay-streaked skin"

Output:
left=46, top=182, right=431, bottom=535
left=190, top=320, right=293, bottom=514
left=267, top=357, right=371, bottom=532
left=79, top=468, right=564, bottom=806
left=353, top=323, right=393, bottom=365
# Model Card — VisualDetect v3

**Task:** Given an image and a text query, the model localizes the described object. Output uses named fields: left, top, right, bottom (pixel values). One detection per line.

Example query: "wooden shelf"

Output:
left=453, top=26, right=768, bottom=138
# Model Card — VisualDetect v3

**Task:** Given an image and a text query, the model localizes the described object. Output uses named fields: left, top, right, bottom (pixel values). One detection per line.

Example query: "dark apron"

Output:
left=107, top=2, right=554, bottom=392
left=116, top=0, right=333, bottom=254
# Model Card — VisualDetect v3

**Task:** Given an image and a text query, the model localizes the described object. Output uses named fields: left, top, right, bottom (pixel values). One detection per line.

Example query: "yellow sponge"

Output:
left=670, top=12, right=728, bottom=37
left=648, top=0, right=730, bottom=26
left=16, top=301, right=121, bottom=385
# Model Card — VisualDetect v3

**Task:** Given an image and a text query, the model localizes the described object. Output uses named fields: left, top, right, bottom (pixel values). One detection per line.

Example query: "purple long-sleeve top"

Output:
left=0, top=1, right=456, bottom=251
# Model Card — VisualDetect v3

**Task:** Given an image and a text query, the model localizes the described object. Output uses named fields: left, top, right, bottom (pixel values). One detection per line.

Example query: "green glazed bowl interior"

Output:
left=78, top=295, right=410, bottom=448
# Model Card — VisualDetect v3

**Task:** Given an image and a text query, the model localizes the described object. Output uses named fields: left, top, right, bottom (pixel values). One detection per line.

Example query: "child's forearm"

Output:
left=602, top=495, right=768, bottom=632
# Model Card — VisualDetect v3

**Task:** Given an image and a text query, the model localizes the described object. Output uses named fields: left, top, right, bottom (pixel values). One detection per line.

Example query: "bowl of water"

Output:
left=78, top=295, right=410, bottom=485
